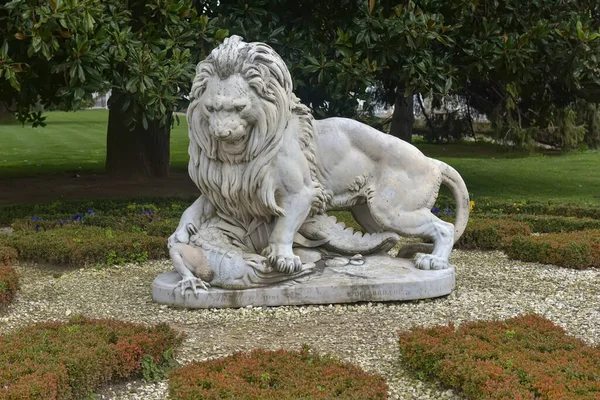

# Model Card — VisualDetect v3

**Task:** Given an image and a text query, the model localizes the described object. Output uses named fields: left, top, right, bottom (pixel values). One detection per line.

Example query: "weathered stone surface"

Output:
left=158, top=35, right=470, bottom=306
left=153, top=255, right=455, bottom=308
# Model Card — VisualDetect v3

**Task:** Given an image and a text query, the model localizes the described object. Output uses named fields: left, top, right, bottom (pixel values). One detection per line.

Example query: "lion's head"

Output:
left=186, top=36, right=298, bottom=221
left=188, top=35, right=293, bottom=165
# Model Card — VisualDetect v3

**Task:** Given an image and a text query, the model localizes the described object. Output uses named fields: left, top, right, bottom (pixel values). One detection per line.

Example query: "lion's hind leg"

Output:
left=367, top=197, right=454, bottom=270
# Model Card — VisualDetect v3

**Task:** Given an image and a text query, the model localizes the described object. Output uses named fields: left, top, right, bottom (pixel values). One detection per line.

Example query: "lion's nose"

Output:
left=215, top=129, right=232, bottom=139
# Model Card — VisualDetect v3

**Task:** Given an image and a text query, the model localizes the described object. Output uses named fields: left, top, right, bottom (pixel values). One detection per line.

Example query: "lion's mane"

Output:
left=187, top=36, right=325, bottom=224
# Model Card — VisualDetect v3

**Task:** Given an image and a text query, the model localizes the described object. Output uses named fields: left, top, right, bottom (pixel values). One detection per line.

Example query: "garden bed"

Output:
left=1, top=249, right=598, bottom=399
left=399, top=314, right=600, bottom=399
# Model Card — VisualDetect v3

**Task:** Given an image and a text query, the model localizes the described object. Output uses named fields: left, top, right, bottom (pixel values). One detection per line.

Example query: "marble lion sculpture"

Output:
left=168, top=35, right=470, bottom=294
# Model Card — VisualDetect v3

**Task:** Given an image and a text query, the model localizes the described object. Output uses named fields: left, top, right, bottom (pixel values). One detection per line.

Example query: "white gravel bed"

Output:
left=1, top=250, right=599, bottom=400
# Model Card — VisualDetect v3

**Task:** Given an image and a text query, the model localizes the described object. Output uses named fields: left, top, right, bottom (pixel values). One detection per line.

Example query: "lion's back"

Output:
left=313, top=117, right=430, bottom=168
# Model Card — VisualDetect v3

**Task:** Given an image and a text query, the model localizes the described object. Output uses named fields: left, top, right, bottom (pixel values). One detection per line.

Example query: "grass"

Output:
left=0, top=110, right=189, bottom=177
left=1, top=110, right=599, bottom=205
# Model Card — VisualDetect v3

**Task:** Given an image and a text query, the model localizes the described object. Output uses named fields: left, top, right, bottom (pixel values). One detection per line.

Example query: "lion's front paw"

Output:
left=261, top=245, right=302, bottom=274
left=415, top=254, right=451, bottom=270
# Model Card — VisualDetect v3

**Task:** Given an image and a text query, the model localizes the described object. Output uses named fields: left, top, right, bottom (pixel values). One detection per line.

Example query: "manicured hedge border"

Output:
left=435, top=196, right=600, bottom=220
left=168, top=348, right=388, bottom=399
left=456, top=218, right=531, bottom=250
left=0, top=197, right=195, bottom=225
left=505, top=230, right=600, bottom=269
left=0, top=246, right=18, bottom=266
left=0, top=226, right=168, bottom=267
left=11, top=215, right=178, bottom=238
left=0, top=316, right=183, bottom=399
left=0, top=266, right=19, bottom=307
left=477, top=214, right=600, bottom=233
left=399, top=314, right=600, bottom=400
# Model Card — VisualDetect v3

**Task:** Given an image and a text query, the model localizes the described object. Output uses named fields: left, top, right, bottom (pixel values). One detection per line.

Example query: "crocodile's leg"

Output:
left=169, top=243, right=214, bottom=296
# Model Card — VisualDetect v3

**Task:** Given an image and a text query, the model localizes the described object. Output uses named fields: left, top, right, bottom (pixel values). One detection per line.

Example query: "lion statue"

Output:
left=168, top=35, right=470, bottom=294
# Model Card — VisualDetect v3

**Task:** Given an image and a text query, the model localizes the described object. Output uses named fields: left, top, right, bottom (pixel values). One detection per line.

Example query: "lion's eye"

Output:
left=205, top=105, right=214, bottom=113
left=235, top=105, right=246, bottom=112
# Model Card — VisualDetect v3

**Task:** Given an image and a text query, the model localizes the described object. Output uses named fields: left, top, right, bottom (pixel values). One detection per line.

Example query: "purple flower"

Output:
left=31, top=216, right=38, bottom=221
left=58, top=219, right=64, bottom=227
left=86, top=209, right=95, bottom=216
left=444, top=208, right=452, bottom=216
left=431, top=207, right=441, bottom=215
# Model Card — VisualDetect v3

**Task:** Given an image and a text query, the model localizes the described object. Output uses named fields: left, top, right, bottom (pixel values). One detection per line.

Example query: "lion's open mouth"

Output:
left=220, top=136, right=247, bottom=155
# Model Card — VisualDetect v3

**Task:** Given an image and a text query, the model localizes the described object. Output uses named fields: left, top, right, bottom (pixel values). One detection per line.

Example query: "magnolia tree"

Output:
left=0, top=0, right=224, bottom=177
left=206, top=0, right=600, bottom=147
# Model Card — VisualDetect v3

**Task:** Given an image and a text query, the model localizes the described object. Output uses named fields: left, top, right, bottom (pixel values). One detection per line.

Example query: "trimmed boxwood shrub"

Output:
left=0, top=316, right=183, bottom=399
left=399, top=314, right=600, bottom=400
left=476, top=214, right=600, bottom=234
left=0, top=226, right=168, bottom=266
left=434, top=196, right=600, bottom=219
left=0, top=197, right=194, bottom=225
left=0, top=266, right=19, bottom=307
left=456, top=218, right=531, bottom=250
left=168, top=347, right=388, bottom=399
left=12, top=215, right=179, bottom=237
left=0, top=246, right=18, bottom=266
left=510, top=215, right=600, bottom=233
left=505, top=230, right=600, bottom=269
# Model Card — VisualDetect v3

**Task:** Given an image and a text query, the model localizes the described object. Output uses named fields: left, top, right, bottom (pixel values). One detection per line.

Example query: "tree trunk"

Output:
left=105, top=92, right=171, bottom=178
left=389, top=88, right=414, bottom=143
left=0, top=102, right=15, bottom=122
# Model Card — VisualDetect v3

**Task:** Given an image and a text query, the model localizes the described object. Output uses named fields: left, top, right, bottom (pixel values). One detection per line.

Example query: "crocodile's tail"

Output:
left=396, top=159, right=470, bottom=258
left=297, top=214, right=400, bottom=255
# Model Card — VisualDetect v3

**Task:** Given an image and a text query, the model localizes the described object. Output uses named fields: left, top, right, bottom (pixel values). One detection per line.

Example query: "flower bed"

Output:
left=168, top=347, right=388, bottom=399
left=11, top=214, right=178, bottom=238
left=399, top=314, right=600, bottom=400
left=505, top=230, right=600, bottom=269
left=475, top=214, right=600, bottom=233
left=456, top=218, right=531, bottom=250
left=0, top=266, right=19, bottom=307
left=0, top=246, right=18, bottom=266
left=0, top=316, right=183, bottom=399
left=0, top=226, right=168, bottom=267
left=0, top=197, right=193, bottom=225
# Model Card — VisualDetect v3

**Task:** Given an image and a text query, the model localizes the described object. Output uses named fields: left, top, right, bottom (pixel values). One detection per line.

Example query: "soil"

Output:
left=0, top=171, right=199, bottom=206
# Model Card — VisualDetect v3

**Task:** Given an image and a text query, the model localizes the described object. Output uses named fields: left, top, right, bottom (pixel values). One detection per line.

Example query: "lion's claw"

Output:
left=415, top=254, right=450, bottom=270
left=174, top=276, right=211, bottom=297
left=262, top=245, right=301, bottom=274
left=273, top=255, right=301, bottom=273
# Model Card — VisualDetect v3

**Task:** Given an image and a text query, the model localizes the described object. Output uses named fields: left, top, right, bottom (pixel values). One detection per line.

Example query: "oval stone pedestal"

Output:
left=152, top=254, right=454, bottom=308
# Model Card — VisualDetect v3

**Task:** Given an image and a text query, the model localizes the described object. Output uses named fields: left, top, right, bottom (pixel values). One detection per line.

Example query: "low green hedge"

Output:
left=399, top=314, right=600, bottom=400
left=0, top=266, right=19, bottom=307
left=434, top=195, right=600, bottom=219
left=12, top=215, right=178, bottom=237
left=168, top=347, right=388, bottom=399
left=0, top=246, right=18, bottom=266
left=456, top=218, right=531, bottom=250
left=0, top=226, right=168, bottom=267
left=0, top=197, right=195, bottom=225
left=0, top=316, right=183, bottom=399
left=505, top=230, right=600, bottom=269
left=477, top=214, right=600, bottom=233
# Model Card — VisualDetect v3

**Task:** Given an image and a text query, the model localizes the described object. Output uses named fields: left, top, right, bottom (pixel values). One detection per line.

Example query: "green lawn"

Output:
left=0, top=109, right=189, bottom=177
left=1, top=110, right=599, bottom=205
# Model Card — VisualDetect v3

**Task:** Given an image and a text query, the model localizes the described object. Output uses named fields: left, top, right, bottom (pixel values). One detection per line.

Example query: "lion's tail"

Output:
left=437, top=160, right=470, bottom=243
left=396, top=160, right=469, bottom=258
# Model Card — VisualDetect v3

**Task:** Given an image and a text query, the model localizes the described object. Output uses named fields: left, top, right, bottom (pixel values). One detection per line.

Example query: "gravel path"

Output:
left=1, top=250, right=599, bottom=399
